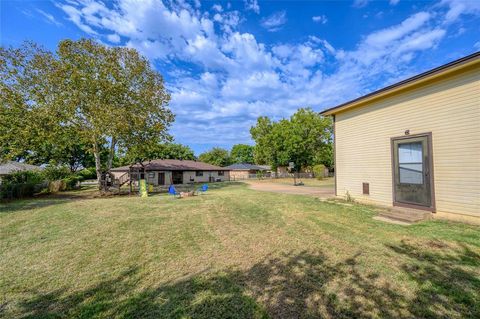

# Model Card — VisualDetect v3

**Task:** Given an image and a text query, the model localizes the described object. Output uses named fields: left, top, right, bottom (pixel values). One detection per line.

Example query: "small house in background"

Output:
left=0, top=161, right=43, bottom=181
left=110, top=159, right=230, bottom=186
left=321, top=52, right=479, bottom=223
left=224, top=163, right=271, bottom=180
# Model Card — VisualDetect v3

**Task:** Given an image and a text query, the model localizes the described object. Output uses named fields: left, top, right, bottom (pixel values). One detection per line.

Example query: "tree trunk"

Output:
left=93, top=142, right=102, bottom=190
left=107, top=137, right=116, bottom=171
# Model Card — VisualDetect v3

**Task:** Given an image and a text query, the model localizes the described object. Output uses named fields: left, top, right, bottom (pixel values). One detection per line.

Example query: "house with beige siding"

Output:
left=321, top=52, right=479, bottom=224
left=110, top=159, right=230, bottom=186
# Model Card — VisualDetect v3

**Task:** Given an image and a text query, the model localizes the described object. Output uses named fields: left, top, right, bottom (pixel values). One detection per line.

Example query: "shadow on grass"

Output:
left=387, top=239, right=480, bottom=318
left=14, top=267, right=266, bottom=319
left=9, top=243, right=480, bottom=318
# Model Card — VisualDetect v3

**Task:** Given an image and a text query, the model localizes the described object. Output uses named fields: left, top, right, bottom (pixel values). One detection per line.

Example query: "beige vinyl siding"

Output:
left=335, top=67, right=480, bottom=217
left=145, top=171, right=171, bottom=186
left=230, top=170, right=250, bottom=180
left=111, top=170, right=229, bottom=185
left=183, top=171, right=230, bottom=183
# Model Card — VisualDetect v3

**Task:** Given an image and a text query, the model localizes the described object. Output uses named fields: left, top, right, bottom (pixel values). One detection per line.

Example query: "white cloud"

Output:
left=244, top=0, right=260, bottom=14
left=107, top=33, right=121, bottom=43
left=440, top=0, right=480, bottom=24
left=58, top=4, right=97, bottom=34
left=260, top=11, right=287, bottom=32
left=54, top=0, right=467, bottom=147
left=36, top=9, right=62, bottom=26
left=393, top=29, right=446, bottom=56
left=363, top=12, right=430, bottom=49
left=389, top=0, right=400, bottom=5
left=312, top=15, right=328, bottom=24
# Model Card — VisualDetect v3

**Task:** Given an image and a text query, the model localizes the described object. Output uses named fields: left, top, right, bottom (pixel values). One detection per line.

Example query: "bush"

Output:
left=312, top=164, right=326, bottom=180
left=42, top=165, right=71, bottom=181
left=2, top=170, right=44, bottom=184
left=48, top=180, right=66, bottom=193
left=0, top=170, right=46, bottom=199
left=63, top=175, right=83, bottom=190
left=256, top=171, right=265, bottom=180
left=41, top=165, right=84, bottom=192
left=76, top=167, right=97, bottom=180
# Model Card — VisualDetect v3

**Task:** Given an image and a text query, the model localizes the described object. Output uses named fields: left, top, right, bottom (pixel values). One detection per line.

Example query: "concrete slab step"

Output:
left=377, top=207, right=432, bottom=223
left=373, top=216, right=412, bottom=225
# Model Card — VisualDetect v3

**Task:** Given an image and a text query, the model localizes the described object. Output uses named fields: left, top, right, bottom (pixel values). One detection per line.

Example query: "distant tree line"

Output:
left=197, top=144, right=254, bottom=167
left=197, top=108, right=333, bottom=172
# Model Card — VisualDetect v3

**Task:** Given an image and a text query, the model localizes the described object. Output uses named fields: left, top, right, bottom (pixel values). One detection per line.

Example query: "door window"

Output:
left=398, top=142, right=423, bottom=184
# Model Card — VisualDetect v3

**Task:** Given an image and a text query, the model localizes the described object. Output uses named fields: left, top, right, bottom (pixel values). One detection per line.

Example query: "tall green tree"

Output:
left=119, top=142, right=195, bottom=165
left=284, top=108, right=333, bottom=170
left=1, top=42, right=58, bottom=164
left=250, top=108, right=332, bottom=171
left=250, top=116, right=289, bottom=170
left=230, top=144, right=254, bottom=164
left=1, top=39, right=174, bottom=188
left=250, top=117, right=274, bottom=165
left=198, top=147, right=231, bottom=167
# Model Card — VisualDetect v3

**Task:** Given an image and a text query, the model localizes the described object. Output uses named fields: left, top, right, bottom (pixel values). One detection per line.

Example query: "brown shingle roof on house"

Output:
left=110, top=159, right=229, bottom=172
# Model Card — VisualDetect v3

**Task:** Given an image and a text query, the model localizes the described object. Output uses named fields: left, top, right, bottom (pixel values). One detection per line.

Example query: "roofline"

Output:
left=320, top=51, right=480, bottom=116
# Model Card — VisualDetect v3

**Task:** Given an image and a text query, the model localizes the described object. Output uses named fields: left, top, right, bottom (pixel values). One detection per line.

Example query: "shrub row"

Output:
left=0, top=166, right=90, bottom=200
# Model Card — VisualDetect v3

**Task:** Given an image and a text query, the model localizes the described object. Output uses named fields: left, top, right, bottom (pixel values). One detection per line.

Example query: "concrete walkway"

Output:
left=245, top=180, right=335, bottom=199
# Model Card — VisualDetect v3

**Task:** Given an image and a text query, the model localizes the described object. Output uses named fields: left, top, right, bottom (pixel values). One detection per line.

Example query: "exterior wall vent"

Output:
left=363, top=183, right=370, bottom=195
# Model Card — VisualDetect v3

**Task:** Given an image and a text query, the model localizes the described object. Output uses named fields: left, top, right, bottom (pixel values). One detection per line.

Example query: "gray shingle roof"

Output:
left=0, top=161, right=43, bottom=175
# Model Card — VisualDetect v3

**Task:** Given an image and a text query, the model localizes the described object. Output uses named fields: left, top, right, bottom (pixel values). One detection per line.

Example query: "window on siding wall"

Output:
left=196, top=171, right=203, bottom=176
left=218, top=171, right=224, bottom=176
left=148, top=172, right=155, bottom=179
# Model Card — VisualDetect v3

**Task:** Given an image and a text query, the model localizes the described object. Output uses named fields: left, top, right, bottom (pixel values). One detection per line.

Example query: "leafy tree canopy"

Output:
left=198, top=147, right=231, bottom=167
left=230, top=144, right=254, bottom=164
left=119, top=142, right=195, bottom=165
left=1, top=39, right=174, bottom=187
left=250, top=108, right=332, bottom=171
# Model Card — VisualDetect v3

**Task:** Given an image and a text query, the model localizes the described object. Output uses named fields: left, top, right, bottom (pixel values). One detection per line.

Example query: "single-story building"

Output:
left=321, top=52, right=479, bottom=223
left=110, top=159, right=230, bottom=186
left=224, top=163, right=271, bottom=180
left=0, top=161, right=43, bottom=180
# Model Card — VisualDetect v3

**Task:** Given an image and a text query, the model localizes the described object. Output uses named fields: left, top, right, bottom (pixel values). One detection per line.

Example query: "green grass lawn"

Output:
left=1, top=182, right=479, bottom=318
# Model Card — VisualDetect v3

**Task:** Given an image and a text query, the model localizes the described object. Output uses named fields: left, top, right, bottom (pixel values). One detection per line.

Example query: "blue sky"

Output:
left=1, top=0, right=479, bottom=155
